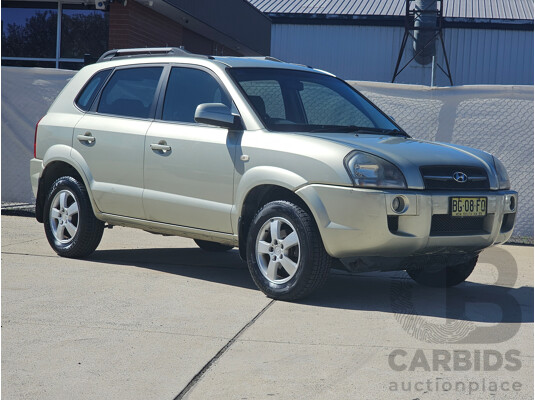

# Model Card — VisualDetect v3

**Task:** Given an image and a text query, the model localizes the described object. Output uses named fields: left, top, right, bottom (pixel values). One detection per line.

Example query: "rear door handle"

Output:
left=77, top=132, right=96, bottom=144
left=150, top=141, right=171, bottom=153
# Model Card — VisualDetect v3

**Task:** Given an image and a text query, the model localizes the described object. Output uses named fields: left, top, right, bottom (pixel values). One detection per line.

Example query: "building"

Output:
left=1, top=0, right=271, bottom=69
left=248, top=0, right=534, bottom=85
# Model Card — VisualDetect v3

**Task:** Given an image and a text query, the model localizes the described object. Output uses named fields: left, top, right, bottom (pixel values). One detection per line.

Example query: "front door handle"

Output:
left=77, top=132, right=96, bottom=144
left=150, top=141, right=171, bottom=153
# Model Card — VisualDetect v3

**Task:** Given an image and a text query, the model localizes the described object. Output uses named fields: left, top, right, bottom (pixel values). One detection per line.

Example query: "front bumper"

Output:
left=297, top=184, right=517, bottom=259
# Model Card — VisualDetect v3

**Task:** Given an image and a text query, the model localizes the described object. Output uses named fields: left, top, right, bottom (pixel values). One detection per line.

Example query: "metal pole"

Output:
left=431, top=55, right=436, bottom=86
left=439, top=31, right=454, bottom=85
left=392, top=31, right=409, bottom=83
left=56, top=1, right=62, bottom=69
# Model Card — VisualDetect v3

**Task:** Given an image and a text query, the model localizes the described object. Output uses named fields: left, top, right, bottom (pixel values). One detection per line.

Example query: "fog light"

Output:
left=391, top=196, right=406, bottom=214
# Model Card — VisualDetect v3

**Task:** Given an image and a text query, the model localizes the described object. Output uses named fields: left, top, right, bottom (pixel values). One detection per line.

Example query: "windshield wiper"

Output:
left=379, top=129, right=408, bottom=137
left=309, top=125, right=406, bottom=136
left=309, top=125, right=371, bottom=133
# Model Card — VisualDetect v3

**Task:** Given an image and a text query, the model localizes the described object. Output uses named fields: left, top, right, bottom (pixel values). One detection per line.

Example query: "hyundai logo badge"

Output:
left=453, top=171, right=468, bottom=183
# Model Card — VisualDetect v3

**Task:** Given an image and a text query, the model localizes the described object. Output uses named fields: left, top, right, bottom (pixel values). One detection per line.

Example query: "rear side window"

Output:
left=162, top=67, right=231, bottom=123
left=76, top=69, right=111, bottom=111
left=97, top=67, right=163, bottom=118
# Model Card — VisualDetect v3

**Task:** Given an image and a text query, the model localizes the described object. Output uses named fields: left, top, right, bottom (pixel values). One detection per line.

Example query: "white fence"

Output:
left=1, top=67, right=532, bottom=242
left=351, top=81, right=533, bottom=243
left=1, top=67, right=76, bottom=206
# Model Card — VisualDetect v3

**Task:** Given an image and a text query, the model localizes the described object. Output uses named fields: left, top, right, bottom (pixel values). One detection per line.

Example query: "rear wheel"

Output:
left=44, top=176, right=104, bottom=258
left=194, top=239, right=233, bottom=252
left=406, top=256, right=478, bottom=287
left=246, top=200, right=331, bottom=301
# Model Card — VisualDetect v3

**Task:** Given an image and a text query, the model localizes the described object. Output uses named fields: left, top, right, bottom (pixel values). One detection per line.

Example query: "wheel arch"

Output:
left=237, top=184, right=316, bottom=260
left=36, top=151, right=99, bottom=222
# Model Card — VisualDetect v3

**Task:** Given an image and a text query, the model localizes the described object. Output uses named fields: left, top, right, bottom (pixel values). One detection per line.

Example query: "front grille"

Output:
left=421, top=166, right=489, bottom=190
left=430, top=214, right=487, bottom=236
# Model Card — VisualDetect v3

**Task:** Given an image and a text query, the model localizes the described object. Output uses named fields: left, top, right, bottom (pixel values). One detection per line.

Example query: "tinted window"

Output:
left=76, top=69, right=111, bottom=111
left=61, top=8, right=108, bottom=59
left=98, top=67, right=163, bottom=118
left=162, top=67, right=231, bottom=123
left=2, top=7, right=58, bottom=58
left=1, top=5, right=108, bottom=69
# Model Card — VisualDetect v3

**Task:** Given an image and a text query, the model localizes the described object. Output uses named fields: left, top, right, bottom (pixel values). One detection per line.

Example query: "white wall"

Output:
left=1, top=67, right=76, bottom=205
left=271, top=24, right=534, bottom=85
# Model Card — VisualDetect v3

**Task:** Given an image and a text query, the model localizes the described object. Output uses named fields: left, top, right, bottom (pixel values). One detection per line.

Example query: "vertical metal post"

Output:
left=431, top=55, right=436, bottom=86
left=393, top=0, right=453, bottom=85
left=439, top=30, right=454, bottom=86
left=392, top=31, right=409, bottom=83
left=56, top=1, right=62, bottom=69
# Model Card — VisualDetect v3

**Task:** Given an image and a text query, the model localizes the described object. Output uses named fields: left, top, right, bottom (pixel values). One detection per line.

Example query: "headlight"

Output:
left=344, top=151, right=407, bottom=189
left=493, top=157, right=510, bottom=190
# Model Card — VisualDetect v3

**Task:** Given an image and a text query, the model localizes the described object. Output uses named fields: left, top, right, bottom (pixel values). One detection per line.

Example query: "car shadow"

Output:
left=86, top=247, right=533, bottom=324
left=304, top=270, right=533, bottom=324
left=87, top=247, right=257, bottom=290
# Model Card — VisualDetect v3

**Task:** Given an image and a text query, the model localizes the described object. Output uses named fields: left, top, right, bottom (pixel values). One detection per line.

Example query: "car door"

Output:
left=143, top=66, right=238, bottom=233
left=73, top=66, right=164, bottom=219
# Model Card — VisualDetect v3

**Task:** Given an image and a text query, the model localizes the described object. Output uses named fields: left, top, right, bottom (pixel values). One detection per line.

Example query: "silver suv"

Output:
left=30, top=48, right=517, bottom=300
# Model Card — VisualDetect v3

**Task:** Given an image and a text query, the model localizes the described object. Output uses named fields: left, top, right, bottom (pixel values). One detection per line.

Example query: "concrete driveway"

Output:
left=2, top=214, right=533, bottom=399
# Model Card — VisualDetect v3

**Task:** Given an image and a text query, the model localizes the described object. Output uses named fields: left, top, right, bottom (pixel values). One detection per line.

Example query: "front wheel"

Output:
left=406, top=256, right=478, bottom=287
left=246, top=201, right=331, bottom=301
left=43, top=176, right=104, bottom=258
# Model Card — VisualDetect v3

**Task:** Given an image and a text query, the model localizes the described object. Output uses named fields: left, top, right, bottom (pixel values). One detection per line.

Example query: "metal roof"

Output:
left=248, top=0, right=534, bottom=21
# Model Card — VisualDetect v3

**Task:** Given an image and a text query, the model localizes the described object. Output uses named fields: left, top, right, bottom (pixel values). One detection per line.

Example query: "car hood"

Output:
left=300, top=133, right=498, bottom=189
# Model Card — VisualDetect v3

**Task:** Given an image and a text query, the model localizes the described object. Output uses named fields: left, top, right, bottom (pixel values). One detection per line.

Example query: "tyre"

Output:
left=43, top=176, right=104, bottom=258
left=194, top=239, right=233, bottom=252
left=406, top=256, right=478, bottom=288
left=246, top=200, right=331, bottom=301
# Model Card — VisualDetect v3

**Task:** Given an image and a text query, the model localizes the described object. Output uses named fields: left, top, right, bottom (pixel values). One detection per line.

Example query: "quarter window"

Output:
left=162, top=67, right=231, bottom=123
left=76, top=69, right=111, bottom=111
left=97, top=67, right=163, bottom=118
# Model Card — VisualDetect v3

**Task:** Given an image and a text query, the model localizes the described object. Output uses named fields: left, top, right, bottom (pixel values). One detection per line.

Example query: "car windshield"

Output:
left=228, top=67, right=403, bottom=135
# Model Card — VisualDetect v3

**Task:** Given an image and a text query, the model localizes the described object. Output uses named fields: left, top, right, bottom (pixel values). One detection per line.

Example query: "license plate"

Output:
left=450, top=197, right=487, bottom=217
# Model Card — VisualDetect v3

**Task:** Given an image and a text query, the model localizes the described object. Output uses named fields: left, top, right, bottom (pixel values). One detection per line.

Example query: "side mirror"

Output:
left=194, top=103, right=242, bottom=130
left=389, top=114, right=396, bottom=122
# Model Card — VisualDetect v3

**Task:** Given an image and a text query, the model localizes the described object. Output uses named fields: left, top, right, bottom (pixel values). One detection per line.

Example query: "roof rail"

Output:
left=248, top=56, right=284, bottom=63
left=247, top=56, right=316, bottom=70
left=97, top=47, right=213, bottom=63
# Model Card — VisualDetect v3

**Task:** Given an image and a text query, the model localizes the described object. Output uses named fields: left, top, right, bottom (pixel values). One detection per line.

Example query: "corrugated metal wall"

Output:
left=271, top=24, right=534, bottom=85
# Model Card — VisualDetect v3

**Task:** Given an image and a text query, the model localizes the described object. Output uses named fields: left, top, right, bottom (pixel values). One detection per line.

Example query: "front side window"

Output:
left=162, top=67, right=231, bottom=123
left=229, top=68, right=401, bottom=134
left=97, top=67, right=163, bottom=118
